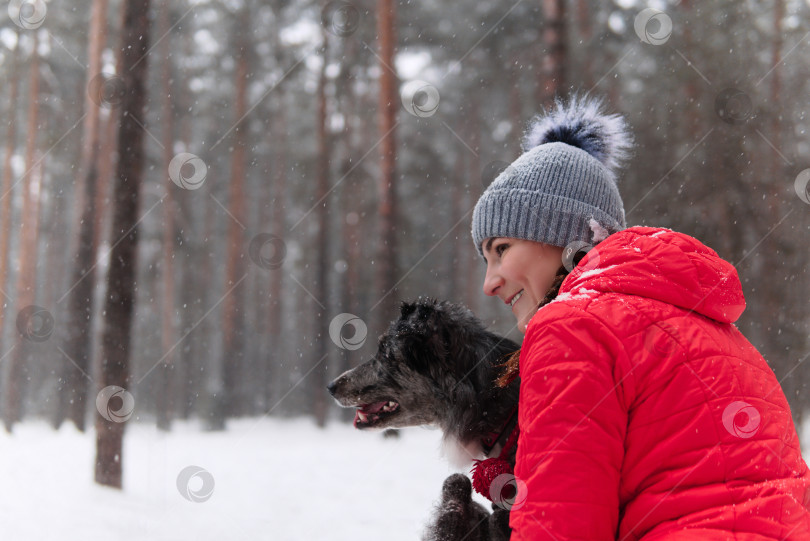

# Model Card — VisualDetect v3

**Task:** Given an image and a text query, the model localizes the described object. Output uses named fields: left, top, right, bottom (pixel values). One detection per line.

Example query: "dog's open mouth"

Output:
left=353, top=400, right=399, bottom=428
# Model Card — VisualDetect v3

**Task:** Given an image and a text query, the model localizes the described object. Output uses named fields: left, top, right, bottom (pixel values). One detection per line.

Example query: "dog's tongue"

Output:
left=359, top=401, right=387, bottom=414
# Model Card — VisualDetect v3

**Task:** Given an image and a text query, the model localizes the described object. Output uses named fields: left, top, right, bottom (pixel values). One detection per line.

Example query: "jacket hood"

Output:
left=559, top=227, right=746, bottom=323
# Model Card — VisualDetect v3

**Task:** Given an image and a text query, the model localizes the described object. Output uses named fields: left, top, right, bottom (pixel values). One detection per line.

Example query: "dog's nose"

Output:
left=326, top=379, right=338, bottom=397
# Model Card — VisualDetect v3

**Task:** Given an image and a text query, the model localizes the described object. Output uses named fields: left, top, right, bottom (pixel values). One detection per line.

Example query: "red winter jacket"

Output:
left=510, top=226, right=810, bottom=540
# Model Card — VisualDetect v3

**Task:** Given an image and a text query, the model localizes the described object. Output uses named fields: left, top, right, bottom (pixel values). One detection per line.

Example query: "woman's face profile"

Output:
left=481, top=237, right=564, bottom=333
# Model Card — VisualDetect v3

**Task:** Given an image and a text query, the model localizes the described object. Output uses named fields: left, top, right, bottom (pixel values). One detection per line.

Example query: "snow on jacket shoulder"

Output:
left=510, top=226, right=810, bottom=541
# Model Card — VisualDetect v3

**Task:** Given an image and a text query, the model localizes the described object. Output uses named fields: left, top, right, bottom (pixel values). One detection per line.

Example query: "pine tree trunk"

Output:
left=336, top=39, right=358, bottom=423
left=311, top=31, right=331, bottom=428
left=94, top=110, right=118, bottom=251
left=374, top=0, right=399, bottom=327
left=538, top=0, right=567, bottom=106
left=95, top=0, right=152, bottom=488
left=463, top=93, right=481, bottom=310
left=576, top=0, right=593, bottom=90
left=763, top=0, right=790, bottom=405
left=200, top=192, right=220, bottom=428
left=220, top=19, right=250, bottom=420
left=446, top=144, right=465, bottom=303
left=60, top=0, right=109, bottom=431
left=0, top=39, right=20, bottom=360
left=3, top=34, right=42, bottom=432
left=176, top=20, right=198, bottom=421
left=266, top=96, right=287, bottom=412
left=156, top=0, right=176, bottom=431
left=263, top=9, right=288, bottom=413
left=508, top=54, right=523, bottom=158
left=87, top=109, right=118, bottom=423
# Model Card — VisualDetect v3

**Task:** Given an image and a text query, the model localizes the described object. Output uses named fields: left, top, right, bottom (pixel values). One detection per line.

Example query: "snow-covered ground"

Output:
left=2, top=416, right=809, bottom=540
left=0, top=417, right=487, bottom=540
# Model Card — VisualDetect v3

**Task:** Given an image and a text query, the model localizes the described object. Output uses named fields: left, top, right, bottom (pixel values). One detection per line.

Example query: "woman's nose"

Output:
left=482, top=265, right=502, bottom=297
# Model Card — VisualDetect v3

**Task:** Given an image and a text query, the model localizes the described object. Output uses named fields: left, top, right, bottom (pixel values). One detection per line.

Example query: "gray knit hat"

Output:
left=472, top=96, right=633, bottom=256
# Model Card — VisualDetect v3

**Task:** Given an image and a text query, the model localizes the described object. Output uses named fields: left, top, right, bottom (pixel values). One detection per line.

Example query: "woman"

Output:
left=470, top=97, right=810, bottom=540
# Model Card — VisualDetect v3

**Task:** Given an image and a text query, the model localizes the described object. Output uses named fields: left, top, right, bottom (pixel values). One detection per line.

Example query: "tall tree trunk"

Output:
left=88, top=4, right=123, bottom=432
left=60, top=0, right=109, bottom=432
left=763, top=0, right=791, bottom=407
left=262, top=6, right=288, bottom=413
left=220, top=16, right=250, bottom=420
left=266, top=98, right=287, bottom=413
left=95, top=0, right=152, bottom=488
left=508, top=52, right=523, bottom=159
left=537, top=0, right=567, bottom=107
left=463, top=93, right=481, bottom=311
left=94, top=110, right=118, bottom=251
left=3, top=34, right=41, bottom=432
left=200, top=189, right=220, bottom=428
left=0, top=38, right=20, bottom=358
left=156, top=0, right=176, bottom=431
left=576, top=0, right=593, bottom=90
left=764, top=1, right=784, bottom=224
left=335, top=37, right=358, bottom=423
left=87, top=109, right=118, bottom=423
left=374, top=0, right=399, bottom=328
left=446, top=144, right=465, bottom=304
left=176, top=17, right=198, bottom=421
left=311, top=30, right=331, bottom=427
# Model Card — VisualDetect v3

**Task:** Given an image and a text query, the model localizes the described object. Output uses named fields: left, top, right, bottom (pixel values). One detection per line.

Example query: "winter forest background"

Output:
left=0, top=0, right=809, bottom=536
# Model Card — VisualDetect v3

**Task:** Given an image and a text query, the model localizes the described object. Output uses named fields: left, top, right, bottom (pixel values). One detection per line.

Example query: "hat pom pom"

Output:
left=522, top=95, right=634, bottom=178
left=471, top=457, right=513, bottom=501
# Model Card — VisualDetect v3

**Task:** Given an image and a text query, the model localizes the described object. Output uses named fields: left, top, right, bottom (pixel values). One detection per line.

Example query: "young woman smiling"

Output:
left=481, top=238, right=563, bottom=334
left=468, top=96, right=810, bottom=540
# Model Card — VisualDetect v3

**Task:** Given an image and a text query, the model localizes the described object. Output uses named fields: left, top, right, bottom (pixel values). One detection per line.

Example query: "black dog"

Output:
left=327, top=298, right=520, bottom=541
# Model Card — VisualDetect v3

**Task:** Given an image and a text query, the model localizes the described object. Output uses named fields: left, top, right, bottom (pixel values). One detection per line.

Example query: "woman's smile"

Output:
left=482, top=238, right=563, bottom=333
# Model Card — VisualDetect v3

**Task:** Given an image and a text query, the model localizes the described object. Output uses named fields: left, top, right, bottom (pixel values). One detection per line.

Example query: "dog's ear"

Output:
left=397, top=301, right=437, bottom=333
left=415, top=304, right=448, bottom=360
left=390, top=303, right=451, bottom=377
left=400, top=300, right=417, bottom=319
left=415, top=303, right=441, bottom=334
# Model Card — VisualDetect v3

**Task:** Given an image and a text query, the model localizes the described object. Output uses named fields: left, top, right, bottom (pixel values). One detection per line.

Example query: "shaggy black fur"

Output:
left=327, top=298, right=520, bottom=541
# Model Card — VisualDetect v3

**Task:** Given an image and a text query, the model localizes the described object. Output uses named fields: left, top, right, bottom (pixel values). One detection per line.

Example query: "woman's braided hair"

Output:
left=495, top=249, right=587, bottom=388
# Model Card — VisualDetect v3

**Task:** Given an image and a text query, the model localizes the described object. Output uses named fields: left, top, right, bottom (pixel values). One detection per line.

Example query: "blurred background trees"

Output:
left=0, top=0, right=808, bottom=485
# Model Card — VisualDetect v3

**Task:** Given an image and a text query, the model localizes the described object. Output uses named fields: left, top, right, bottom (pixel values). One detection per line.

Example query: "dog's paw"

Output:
left=441, top=473, right=473, bottom=503
left=422, top=474, right=490, bottom=541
